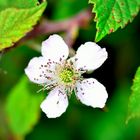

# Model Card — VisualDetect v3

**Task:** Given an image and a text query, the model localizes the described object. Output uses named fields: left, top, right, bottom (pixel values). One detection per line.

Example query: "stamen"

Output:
left=37, top=58, right=82, bottom=96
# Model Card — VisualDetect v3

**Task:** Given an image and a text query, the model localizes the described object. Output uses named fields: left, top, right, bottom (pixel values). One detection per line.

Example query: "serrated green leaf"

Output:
left=0, top=1, right=47, bottom=51
left=89, top=0, right=140, bottom=42
left=126, top=67, right=140, bottom=123
left=5, top=76, right=43, bottom=136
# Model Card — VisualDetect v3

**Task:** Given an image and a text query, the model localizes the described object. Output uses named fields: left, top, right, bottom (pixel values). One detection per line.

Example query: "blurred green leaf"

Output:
left=127, top=66, right=140, bottom=123
left=5, top=76, right=43, bottom=136
left=0, top=0, right=47, bottom=51
left=89, top=0, right=140, bottom=42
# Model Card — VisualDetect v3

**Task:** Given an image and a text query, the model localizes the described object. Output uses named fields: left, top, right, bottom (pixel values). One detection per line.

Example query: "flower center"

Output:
left=59, top=68, right=74, bottom=83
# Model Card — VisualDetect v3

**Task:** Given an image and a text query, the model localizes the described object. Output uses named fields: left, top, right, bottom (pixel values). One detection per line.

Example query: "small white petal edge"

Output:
left=25, top=57, right=55, bottom=84
left=41, top=34, right=69, bottom=62
left=76, top=78, right=108, bottom=108
left=40, top=86, right=68, bottom=118
left=73, top=42, right=108, bottom=71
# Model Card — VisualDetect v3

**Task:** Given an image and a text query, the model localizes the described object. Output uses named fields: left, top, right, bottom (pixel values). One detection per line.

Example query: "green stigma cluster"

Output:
left=59, top=68, right=74, bottom=83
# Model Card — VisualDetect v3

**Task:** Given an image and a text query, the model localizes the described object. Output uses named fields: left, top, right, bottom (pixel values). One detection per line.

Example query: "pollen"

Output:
left=59, top=68, right=74, bottom=83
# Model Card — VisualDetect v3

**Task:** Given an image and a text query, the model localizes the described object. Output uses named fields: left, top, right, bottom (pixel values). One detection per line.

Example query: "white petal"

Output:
left=41, top=34, right=69, bottom=62
left=25, top=57, right=55, bottom=84
left=40, top=87, right=68, bottom=118
left=73, top=42, right=108, bottom=71
left=75, top=78, right=108, bottom=108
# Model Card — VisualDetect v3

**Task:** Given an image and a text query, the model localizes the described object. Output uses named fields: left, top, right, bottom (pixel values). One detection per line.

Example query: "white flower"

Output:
left=25, top=34, right=108, bottom=118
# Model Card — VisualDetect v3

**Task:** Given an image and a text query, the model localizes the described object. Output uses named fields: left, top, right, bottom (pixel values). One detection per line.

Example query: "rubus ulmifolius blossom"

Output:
left=25, top=34, right=108, bottom=118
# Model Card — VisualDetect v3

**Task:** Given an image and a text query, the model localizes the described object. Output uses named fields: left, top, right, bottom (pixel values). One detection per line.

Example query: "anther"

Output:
left=80, top=88, right=83, bottom=91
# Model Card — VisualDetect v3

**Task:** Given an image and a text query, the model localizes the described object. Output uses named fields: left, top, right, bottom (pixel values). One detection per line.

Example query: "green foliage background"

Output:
left=0, top=0, right=140, bottom=140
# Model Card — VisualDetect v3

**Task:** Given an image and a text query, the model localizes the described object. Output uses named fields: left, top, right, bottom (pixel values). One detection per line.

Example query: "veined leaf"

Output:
left=127, top=67, right=140, bottom=123
left=5, top=76, right=43, bottom=136
left=0, top=0, right=39, bottom=11
left=89, top=0, right=140, bottom=42
left=0, top=0, right=47, bottom=51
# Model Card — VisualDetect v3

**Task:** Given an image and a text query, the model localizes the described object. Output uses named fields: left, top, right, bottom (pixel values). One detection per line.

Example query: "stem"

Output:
left=5, top=9, right=93, bottom=52
left=23, top=9, right=92, bottom=47
left=26, top=9, right=91, bottom=38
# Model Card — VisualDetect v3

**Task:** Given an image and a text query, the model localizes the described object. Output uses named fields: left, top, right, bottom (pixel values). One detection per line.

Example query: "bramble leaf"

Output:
left=89, top=0, right=140, bottom=42
left=0, top=0, right=47, bottom=51
left=5, top=76, right=43, bottom=136
left=127, top=67, right=140, bottom=123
